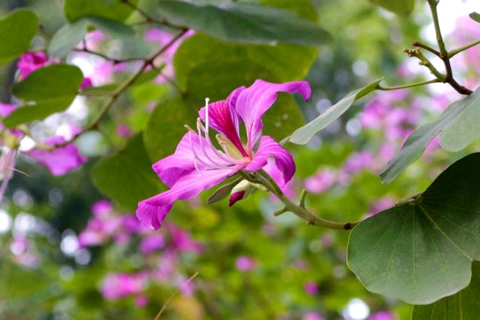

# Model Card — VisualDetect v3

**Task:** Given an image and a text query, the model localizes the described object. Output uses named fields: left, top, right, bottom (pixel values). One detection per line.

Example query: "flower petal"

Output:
left=234, top=80, right=311, bottom=153
left=198, top=87, right=247, bottom=156
left=245, top=136, right=295, bottom=186
left=153, top=131, right=234, bottom=187
left=136, top=167, right=237, bottom=229
left=25, top=136, right=87, bottom=175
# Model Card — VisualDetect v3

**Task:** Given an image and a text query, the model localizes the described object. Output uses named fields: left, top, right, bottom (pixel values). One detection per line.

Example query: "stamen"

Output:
left=205, top=97, right=210, bottom=136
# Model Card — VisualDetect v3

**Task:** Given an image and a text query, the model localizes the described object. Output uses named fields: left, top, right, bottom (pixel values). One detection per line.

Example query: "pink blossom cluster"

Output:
left=78, top=200, right=203, bottom=306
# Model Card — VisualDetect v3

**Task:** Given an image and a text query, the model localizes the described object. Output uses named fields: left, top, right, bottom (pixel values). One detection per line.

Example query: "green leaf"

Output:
left=6, top=64, right=83, bottom=127
left=370, top=0, right=415, bottom=15
left=207, top=177, right=242, bottom=204
left=92, top=133, right=163, bottom=211
left=380, top=91, right=476, bottom=183
left=143, top=97, right=198, bottom=162
left=49, top=16, right=135, bottom=58
left=174, top=33, right=317, bottom=92
left=85, top=16, right=135, bottom=40
left=470, top=12, right=480, bottom=23
left=439, top=88, right=480, bottom=152
left=412, top=261, right=480, bottom=319
left=287, top=79, right=381, bottom=145
left=348, top=153, right=480, bottom=305
left=0, top=9, right=38, bottom=64
left=156, top=0, right=331, bottom=46
left=78, top=84, right=118, bottom=97
left=48, top=19, right=89, bottom=58
left=64, top=0, right=138, bottom=22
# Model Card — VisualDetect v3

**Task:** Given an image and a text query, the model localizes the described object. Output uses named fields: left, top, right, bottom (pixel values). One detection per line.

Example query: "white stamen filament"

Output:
left=205, top=97, right=210, bottom=136
left=196, top=119, right=245, bottom=165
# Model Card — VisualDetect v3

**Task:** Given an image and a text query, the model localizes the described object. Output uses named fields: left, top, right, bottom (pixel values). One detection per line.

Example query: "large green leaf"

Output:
left=6, top=64, right=83, bottom=127
left=412, top=261, right=480, bottom=319
left=379, top=90, right=479, bottom=183
left=439, top=88, right=480, bottom=152
left=92, top=133, right=163, bottom=211
left=348, top=153, right=480, bottom=305
left=156, top=0, right=330, bottom=46
left=143, top=97, right=198, bottom=162
left=48, top=17, right=135, bottom=57
left=287, top=79, right=381, bottom=145
left=64, top=0, right=138, bottom=22
left=174, top=33, right=318, bottom=92
left=48, top=19, right=89, bottom=58
left=370, top=0, right=415, bottom=15
left=0, top=9, right=38, bottom=64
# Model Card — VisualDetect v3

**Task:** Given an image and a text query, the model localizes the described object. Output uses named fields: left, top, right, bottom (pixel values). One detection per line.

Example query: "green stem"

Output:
left=449, top=39, right=480, bottom=58
left=252, top=170, right=359, bottom=230
left=378, top=78, right=441, bottom=91
left=426, top=0, right=472, bottom=95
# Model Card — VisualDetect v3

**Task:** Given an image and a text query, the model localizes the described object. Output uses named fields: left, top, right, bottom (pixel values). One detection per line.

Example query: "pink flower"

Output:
left=166, top=223, right=203, bottom=253
left=139, top=233, right=165, bottom=254
left=302, top=312, right=324, bottom=320
left=25, top=135, right=87, bottom=176
left=100, top=272, right=147, bottom=300
left=304, top=281, right=319, bottom=295
left=235, top=256, right=258, bottom=271
left=17, top=52, right=49, bottom=79
left=136, top=80, right=311, bottom=229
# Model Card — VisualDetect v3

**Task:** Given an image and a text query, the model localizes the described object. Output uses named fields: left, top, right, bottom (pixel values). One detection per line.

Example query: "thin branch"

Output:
left=154, top=272, right=199, bottom=320
left=251, top=170, right=360, bottom=230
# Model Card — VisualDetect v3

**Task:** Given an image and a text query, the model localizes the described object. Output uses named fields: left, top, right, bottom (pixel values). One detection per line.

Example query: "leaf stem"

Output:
left=378, top=78, right=441, bottom=91
left=244, top=170, right=360, bottom=230
left=449, top=39, right=480, bottom=58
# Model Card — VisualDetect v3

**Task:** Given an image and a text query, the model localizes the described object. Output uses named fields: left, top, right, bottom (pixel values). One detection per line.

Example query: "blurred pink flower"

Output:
left=140, top=233, right=165, bottom=254
left=17, top=52, right=49, bottom=79
left=304, top=281, right=319, bottom=295
left=116, top=123, right=132, bottom=138
left=369, top=311, right=396, bottom=320
left=100, top=272, right=148, bottom=300
left=305, top=168, right=336, bottom=194
left=235, top=256, right=258, bottom=271
left=302, top=312, right=324, bottom=320
left=25, top=135, right=87, bottom=175
left=166, top=223, right=204, bottom=254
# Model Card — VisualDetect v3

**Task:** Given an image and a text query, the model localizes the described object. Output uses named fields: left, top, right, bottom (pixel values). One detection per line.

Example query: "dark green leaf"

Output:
left=48, top=19, right=89, bottom=58
left=470, top=12, right=480, bottom=23
left=85, top=16, right=135, bottom=40
left=439, top=87, right=480, bottom=152
left=6, top=64, right=83, bottom=127
left=64, top=0, right=138, bottom=22
left=412, top=261, right=480, bottom=319
left=0, top=9, right=39, bottom=64
left=370, top=0, right=415, bottom=15
left=92, top=133, right=163, bottom=211
left=78, top=84, right=118, bottom=96
left=348, top=153, right=480, bottom=304
left=287, top=79, right=381, bottom=145
left=174, top=33, right=317, bottom=92
left=380, top=91, right=477, bottom=183
left=143, top=97, right=198, bottom=162
left=207, top=177, right=242, bottom=204
left=156, top=0, right=331, bottom=46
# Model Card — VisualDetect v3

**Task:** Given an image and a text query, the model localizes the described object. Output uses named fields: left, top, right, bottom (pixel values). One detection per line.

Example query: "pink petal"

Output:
left=136, top=168, right=236, bottom=229
left=234, top=80, right=311, bottom=153
left=25, top=136, right=87, bottom=175
left=245, top=136, right=295, bottom=186
left=198, top=87, right=247, bottom=157
left=153, top=131, right=233, bottom=187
